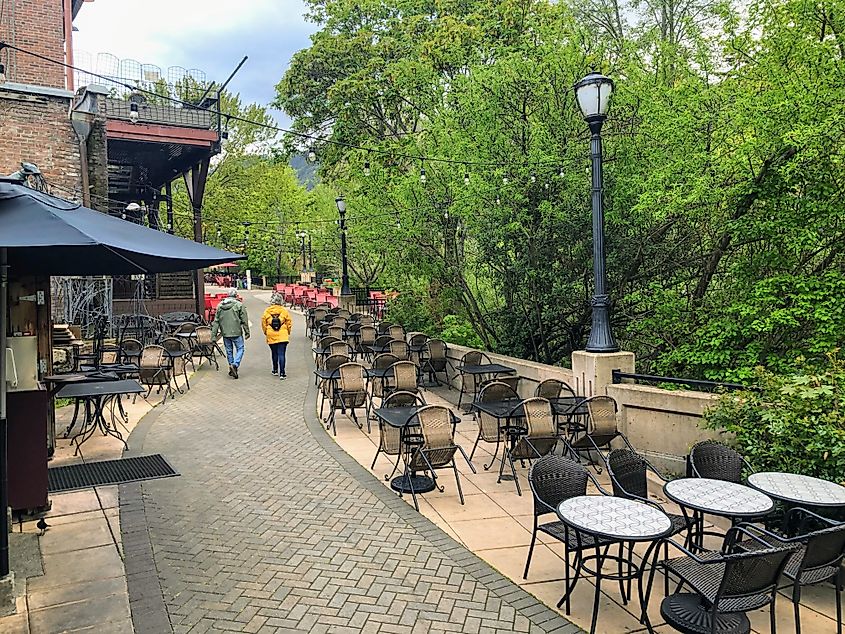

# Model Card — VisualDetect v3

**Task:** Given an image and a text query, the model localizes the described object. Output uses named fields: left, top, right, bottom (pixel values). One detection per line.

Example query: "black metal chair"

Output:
left=523, top=455, right=613, bottom=614
left=190, top=326, right=219, bottom=370
left=737, top=508, right=845, bottom=634
left=367, top=353, right=400, bottom=419
left=161, top=336, right=191, bottom=394
left=688, top=440, right=754, bottom=483
left=607, top=448, right=696, bottom=594
left=500, top=397, right=559, bottom=496
left=566, top=395, right=634, bottom=472
left=327, top=362, right=368, bottom=435
left=659, top=526, right=799, bottom=634
left=469, top=380, right=519, bottom=464
left=420, top=338, right=450, bottom=387
left=404, top=405, right=476, bottom=510
left=356, top=325, right=377, bottom=360
left=535, top=378, right=583, bottom=436
left=319, top=354, right=349, bottom=421
left=457, top=350, right=492, bottom=408
left=371, top=390, right=426, bottom=481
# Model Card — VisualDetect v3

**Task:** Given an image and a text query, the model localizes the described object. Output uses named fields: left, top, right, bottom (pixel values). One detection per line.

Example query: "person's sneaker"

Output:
left=228, top=365, right=234, bottom=377
left=271, top=370, right=278, bottom=376
left=232, top=365, right=239, bottom=379
left=279, top=374, right=286, bottom=380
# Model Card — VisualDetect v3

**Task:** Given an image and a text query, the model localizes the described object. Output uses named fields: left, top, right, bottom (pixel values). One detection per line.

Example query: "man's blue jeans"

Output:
left=223, top=336, right=244, bottom=367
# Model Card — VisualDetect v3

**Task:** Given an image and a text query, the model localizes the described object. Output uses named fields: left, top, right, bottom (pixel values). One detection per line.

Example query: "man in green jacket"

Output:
left=211, top=289, right=250, bottom=378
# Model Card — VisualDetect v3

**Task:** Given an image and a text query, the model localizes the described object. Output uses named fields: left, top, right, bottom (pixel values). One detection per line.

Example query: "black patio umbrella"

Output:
left=0, top=180, right=244, bottom=578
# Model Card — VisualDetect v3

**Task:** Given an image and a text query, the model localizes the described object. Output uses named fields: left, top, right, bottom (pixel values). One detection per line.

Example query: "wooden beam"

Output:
left=106, top=120, right=218, bottom=147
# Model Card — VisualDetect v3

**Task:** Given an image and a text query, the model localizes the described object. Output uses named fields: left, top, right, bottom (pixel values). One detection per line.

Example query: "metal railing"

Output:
left=611, top=370, right=755, bottom=392
left=104, top=97, right=215, bottom=130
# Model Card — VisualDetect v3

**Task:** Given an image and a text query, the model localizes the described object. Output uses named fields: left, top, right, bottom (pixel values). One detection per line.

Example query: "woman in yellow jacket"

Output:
left=261, top=293, right=293, bottom=379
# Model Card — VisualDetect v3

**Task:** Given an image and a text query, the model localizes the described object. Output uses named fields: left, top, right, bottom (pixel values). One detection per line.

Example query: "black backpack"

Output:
left=270, top=313, right=282, bottom=331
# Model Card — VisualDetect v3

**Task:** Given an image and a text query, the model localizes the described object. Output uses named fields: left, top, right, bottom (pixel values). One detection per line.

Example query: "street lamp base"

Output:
left=585, top=294, right=619, bottom=353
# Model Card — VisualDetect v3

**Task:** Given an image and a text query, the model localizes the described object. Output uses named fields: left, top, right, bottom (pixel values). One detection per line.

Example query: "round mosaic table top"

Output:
left=663, top=478, right=774, bottom=517
left=748, top=472, right=845, bottom=508
left=557, top=495, right=672, bottom=541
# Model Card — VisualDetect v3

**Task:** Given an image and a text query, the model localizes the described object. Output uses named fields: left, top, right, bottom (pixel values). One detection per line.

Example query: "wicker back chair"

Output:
left=336, top=309, right=351, bottom=319
left=535, top=378, right=576, bottom=399
left=483, top=374, right=520, bottom=392
left=373, top=334, right=392, bottom=351
left=357, top=325, right=377, bottom=352
left=358, top=314, right=374, bottom=326
left=371, top=391, right=426, bottom=476
left=524, top=455, right=611, bottom=609
left=327, top=325, right=345, bottom=340
left=377, top=322, right=393, bottom=335
left=139, top=345, right=172, bottom=399
left=317, top=335, right=340, bottom=350
left=120, top=338, right=142, bottom=364
left=389, top=361, right=418, bottom=394
left=174, top=322, right=197, bottom=335
left=688, top=440, right=753, bottom=483
left=161, top=336, right=190, bottom=393
left=388, top=339, right=410, bottom=361
left=388, top=324, right=405, bottom=340
left=606, top=449, right=695, bottom=592
left=326, top=363, right=368, bottom=434
left=469, top=381, right=519, bottom=462
left=421, top=338, right=450, bottom=387
left=407, top=332, right=429, bottom=365
left=661, top=526, right=799, bottom=634
left=457, top=350, right=492, bottom=407
left=190, top=326, right=218, bottom=370
left=308, top=308, right=328, bottom=338
left=405, top=405, right=475, bottom=509
left=370, top=353, right=400, bottom=404
left=333, top=316, right=349, bottom=329
left=501, top=398, right=558, bottom=495
left=319, top=354, right=350, bottom=420
left=567, top=395, right=632, bottom=472
left=327, top=341, right=354, bottom=360
left=737, top=508, right=845, bottom=634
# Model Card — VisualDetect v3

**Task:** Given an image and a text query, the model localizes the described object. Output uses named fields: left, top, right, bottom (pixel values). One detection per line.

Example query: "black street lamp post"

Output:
left=575, top=71, right=619, bottom=353
left=296, top=230, right=307, bottom=274
left=307, top=235, right=313, bottom=272
left=335, top=197, right=352, bottom=296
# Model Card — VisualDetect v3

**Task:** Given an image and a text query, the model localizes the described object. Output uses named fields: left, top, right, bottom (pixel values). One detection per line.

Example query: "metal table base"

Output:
left=391, top=473, right=436, bottom=494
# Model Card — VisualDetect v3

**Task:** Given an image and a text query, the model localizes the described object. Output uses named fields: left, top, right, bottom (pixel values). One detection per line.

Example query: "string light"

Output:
left=502, top=174, right=509, bottom=185
left=530, top=172, right=536, bottom=183
left=419, top=165, right=427, bottom=184
left=307, top=150, right=316, bottom=163
left=463, top=172, right=470, bottom=185
left=363, top=159, right=371, bottom=177
left=495, top=196, right=501, bottom=205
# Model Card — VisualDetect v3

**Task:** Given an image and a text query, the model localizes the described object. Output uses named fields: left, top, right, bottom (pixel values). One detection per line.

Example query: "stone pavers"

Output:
left=123, top=293, right=582, bottom=633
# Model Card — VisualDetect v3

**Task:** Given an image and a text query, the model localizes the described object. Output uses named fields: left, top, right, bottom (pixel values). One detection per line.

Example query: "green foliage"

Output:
left=440, top=314, right=485, bottom=349
left=274, top=0, right=845, bottom=381
left=703, top=353, right=845, bottom=482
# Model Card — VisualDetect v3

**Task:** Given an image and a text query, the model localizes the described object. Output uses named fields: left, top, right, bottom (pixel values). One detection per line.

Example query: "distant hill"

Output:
left=289, top=153, right=319, bottom=190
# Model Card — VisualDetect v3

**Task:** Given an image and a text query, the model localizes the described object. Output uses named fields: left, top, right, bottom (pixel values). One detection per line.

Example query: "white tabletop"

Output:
left=663, top=478, right=773, bottom=517
left=748, top=472, right=845, bottom=508
left=557, top=496, right=672, bottom=541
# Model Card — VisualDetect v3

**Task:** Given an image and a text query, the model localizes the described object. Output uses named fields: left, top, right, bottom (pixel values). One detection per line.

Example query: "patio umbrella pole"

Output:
left=0, top=247, right=8, bottom=577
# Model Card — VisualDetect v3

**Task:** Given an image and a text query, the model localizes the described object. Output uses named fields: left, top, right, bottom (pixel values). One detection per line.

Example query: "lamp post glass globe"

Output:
left=574, top=72, right=614, bottom=122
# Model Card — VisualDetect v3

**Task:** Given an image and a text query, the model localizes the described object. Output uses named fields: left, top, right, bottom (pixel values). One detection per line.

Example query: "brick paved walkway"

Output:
left=121, top=293, right=581, bottom=634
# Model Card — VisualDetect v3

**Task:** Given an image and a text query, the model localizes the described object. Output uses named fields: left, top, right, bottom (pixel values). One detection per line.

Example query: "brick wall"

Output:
left=0, top=0, right=68, bottom=89
left=0, top=94, right=81, bottom=194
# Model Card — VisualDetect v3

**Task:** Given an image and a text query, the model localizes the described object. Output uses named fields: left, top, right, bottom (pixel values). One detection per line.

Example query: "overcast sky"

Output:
left=73, top=0, right=315, bottom=126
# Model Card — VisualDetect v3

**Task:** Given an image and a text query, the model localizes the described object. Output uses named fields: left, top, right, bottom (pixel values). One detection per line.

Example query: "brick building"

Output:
left=0, top=0, right=82, bottom=193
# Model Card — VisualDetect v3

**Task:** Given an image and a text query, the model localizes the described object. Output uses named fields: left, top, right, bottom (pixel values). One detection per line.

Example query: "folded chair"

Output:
left=404, top=405, right=476, bottom=510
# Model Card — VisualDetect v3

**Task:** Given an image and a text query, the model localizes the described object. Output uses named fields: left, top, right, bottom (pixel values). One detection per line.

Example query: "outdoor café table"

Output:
left=663, top=478, right=774, bottom=550
left=556, top=495, right=672, bottom=634
left=747, top=472, right=845, bottom=529
left=456, top=363, right=516, bottom=409
left=373, top=406, right=461, bottom=495
left=55, top=379, right=145, bottom=454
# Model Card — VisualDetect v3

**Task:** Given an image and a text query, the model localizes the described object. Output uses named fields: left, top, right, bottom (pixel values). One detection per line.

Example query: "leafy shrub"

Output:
left=703, top=353, right=845, bottom=483
left=384, top=292, right=437, bottom=335
left=439, top=314, right=484, bottom=349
